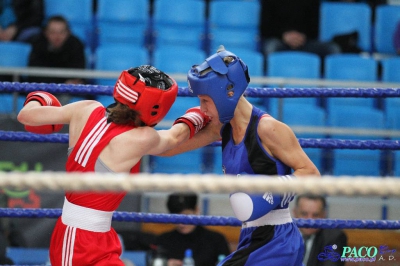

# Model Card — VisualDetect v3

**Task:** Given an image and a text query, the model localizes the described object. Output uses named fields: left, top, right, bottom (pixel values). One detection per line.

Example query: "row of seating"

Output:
left=41, top=0, right=400, bottom=55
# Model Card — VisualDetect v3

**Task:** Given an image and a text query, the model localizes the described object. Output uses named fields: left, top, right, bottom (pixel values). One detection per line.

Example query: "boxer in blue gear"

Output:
left=161, top=46, right=321, bottom=265
left=219, top=106, right=303, bottom=266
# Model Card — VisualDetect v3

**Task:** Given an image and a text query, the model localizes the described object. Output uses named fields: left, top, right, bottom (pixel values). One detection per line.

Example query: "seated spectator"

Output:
left=154, top=193, right=230, bottom=266
left=259, top=0, right=340, bottom=62
left=0, top=0, right=44, bottom=43
left=293, top=193, right=347, bottom=266
left=28, top=15, right=86, bottom=84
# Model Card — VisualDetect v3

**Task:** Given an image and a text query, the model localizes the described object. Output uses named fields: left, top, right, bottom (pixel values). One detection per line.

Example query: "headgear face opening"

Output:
left=113, top=65, right=178, bottom=127
left=187, top=46, right=250, bottom=123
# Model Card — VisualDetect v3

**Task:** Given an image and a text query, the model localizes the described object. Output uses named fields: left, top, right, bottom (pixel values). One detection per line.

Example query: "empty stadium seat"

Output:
left=0, top=42, right=32, bottom=114
left=374, top=5, right=400, bottom=55
left=152, top=46, right=206, bottom=87
left=0, top=42, right=31, bottom=67
left=324, top=54, right=378, bottom=112
left=381, top=57, right=400, bottom=130
left=122, top=251, right=147, bottom=266
left=149, top=149, right=205, bottom=174
left=327, top=106, right=385, bottom=176
left=94, top=45, right=149, bottom=86
left=395, top=152, right=400, bottom=177
left=319, top=2, right=372, bottom=52
left=233, top=48, right=264, bottom=78
left=7, top=247, right=49, bottom=265
left=208, top=0, right=260, bottom=51
left=267, top=51, right=322, bottom=111
left=153, top=0, right=206, bottom=49
left=97, top=0, right=150, bottom=47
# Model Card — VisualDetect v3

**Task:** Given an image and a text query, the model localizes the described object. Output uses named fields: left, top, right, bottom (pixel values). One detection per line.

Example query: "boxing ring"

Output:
left=0, top=81, right=400, bottom=265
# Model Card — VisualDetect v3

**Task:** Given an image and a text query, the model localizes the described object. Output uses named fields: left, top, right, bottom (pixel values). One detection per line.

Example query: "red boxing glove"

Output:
left=24, top=91, right=63, bottom=134
left=173, top=106, right=210, bottom=138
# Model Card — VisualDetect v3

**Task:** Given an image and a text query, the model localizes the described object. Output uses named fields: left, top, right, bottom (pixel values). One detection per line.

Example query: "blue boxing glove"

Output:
left=230, top=175, right=296, bottom=222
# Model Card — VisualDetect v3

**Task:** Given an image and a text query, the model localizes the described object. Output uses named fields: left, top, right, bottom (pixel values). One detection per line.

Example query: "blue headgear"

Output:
left=187, top=47, right=250, bottom=123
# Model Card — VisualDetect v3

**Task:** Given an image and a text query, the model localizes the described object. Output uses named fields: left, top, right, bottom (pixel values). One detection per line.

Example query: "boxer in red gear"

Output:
left=17, top=65, right=210, bottom=265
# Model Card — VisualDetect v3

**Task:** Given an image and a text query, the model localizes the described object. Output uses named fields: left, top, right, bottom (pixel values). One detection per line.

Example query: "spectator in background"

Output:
left=28, top=15, right=86, bottom=84
left=259, top=0, right=340, bottom=62
left=155, top=193, right=230, bottom=266
left=0, top=0, right=44, bottom=42
left=293, top=194, right=347, bottom=266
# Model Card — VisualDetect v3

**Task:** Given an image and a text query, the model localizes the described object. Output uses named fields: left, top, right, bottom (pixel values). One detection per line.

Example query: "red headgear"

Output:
left=113, top=65, right=178, bottom=127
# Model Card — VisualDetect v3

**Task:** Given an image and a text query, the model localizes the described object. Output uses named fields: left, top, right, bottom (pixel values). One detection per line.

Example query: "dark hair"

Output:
left=295, top=193, right=327, bottom=209
left=45, top=15, right=70, bottom=31
left=167, top=193, right=198, bottom=214
left=106, top=102, right=142, bottom=126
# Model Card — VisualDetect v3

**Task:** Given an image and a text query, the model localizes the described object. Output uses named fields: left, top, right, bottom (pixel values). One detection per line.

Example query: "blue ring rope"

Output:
left=1, top=82, right=400, bottom=98
left=1, top=131, right=399, bottom=150
left=0, top=208, right=398, bottom=230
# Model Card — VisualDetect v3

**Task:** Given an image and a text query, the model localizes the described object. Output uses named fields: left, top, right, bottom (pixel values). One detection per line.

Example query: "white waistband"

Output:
left=242, top=209, right=292, bottom=228
left=61, top=197, right=113, bottom=232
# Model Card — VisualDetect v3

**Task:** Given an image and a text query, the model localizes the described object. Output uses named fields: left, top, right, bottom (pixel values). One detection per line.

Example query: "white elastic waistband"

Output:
left=61, top=197, right=113, bottom=232
left=242, top=209, right=292, bottom=228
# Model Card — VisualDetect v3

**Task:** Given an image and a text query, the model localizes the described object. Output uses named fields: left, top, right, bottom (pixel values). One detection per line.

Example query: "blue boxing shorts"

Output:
left=218, top=209, right=304, bottom=266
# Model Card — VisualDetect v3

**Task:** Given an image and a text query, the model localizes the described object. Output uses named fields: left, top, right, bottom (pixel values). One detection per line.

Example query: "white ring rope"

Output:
left=1, top=172, right=400, bottom=196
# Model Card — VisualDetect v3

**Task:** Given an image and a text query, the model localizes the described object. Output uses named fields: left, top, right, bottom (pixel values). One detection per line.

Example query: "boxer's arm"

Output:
left=155, top=107, right=222, bottom=156
left=18, top=99, right=93, bottom=127
left=146, top=108, right=210, bottom=155
left=258, top=116, right=320, bottom=177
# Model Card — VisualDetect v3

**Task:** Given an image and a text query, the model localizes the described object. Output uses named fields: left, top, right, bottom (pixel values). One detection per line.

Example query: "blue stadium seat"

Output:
left=44, top=0, right=94, bottom=48
left=97, top=0, right=149, bottom=47
left=395, top=152, right=400, bottom=177
left=319, top=2, right=372, bottom=52
left=385, top=103, right=400, bottom=130
left=122, top=251, right=147, bottom=266
left=209, top=0, right=260, bottom=51
left=0, top=42, right=31, bottom=67
left=153, top=0, right=206, bottom=49
left=381, top=57, right=400, bottom=130
left=7, top=247, right=49, bottom=265
left=267, top=51, right=321, bottom=110
left=324, top=54, right=378, bottom=112
left=0, top=42, right=32, bottom=114
left=152, top=46, right=206, bottom=87
left=374, top=5, right=400, bottom=55
left=382, top=57, right=400, bottom=83
left=267, top=51, right=321, bottom=82
left=327, top=106, right=385, bottom=176
left=94, top=45, right=149, bottom=86
left=209, top=28, right=260, bottom=53
left=233, top=49, right=264, bottom=78
left=149, top=149, right=205, bottom=174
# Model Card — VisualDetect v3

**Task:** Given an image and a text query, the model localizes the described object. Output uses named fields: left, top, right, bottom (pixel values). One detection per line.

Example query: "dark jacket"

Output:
left=28, top=33, right=86, bottom=83
left=306, top=229, right=347, bottom=266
